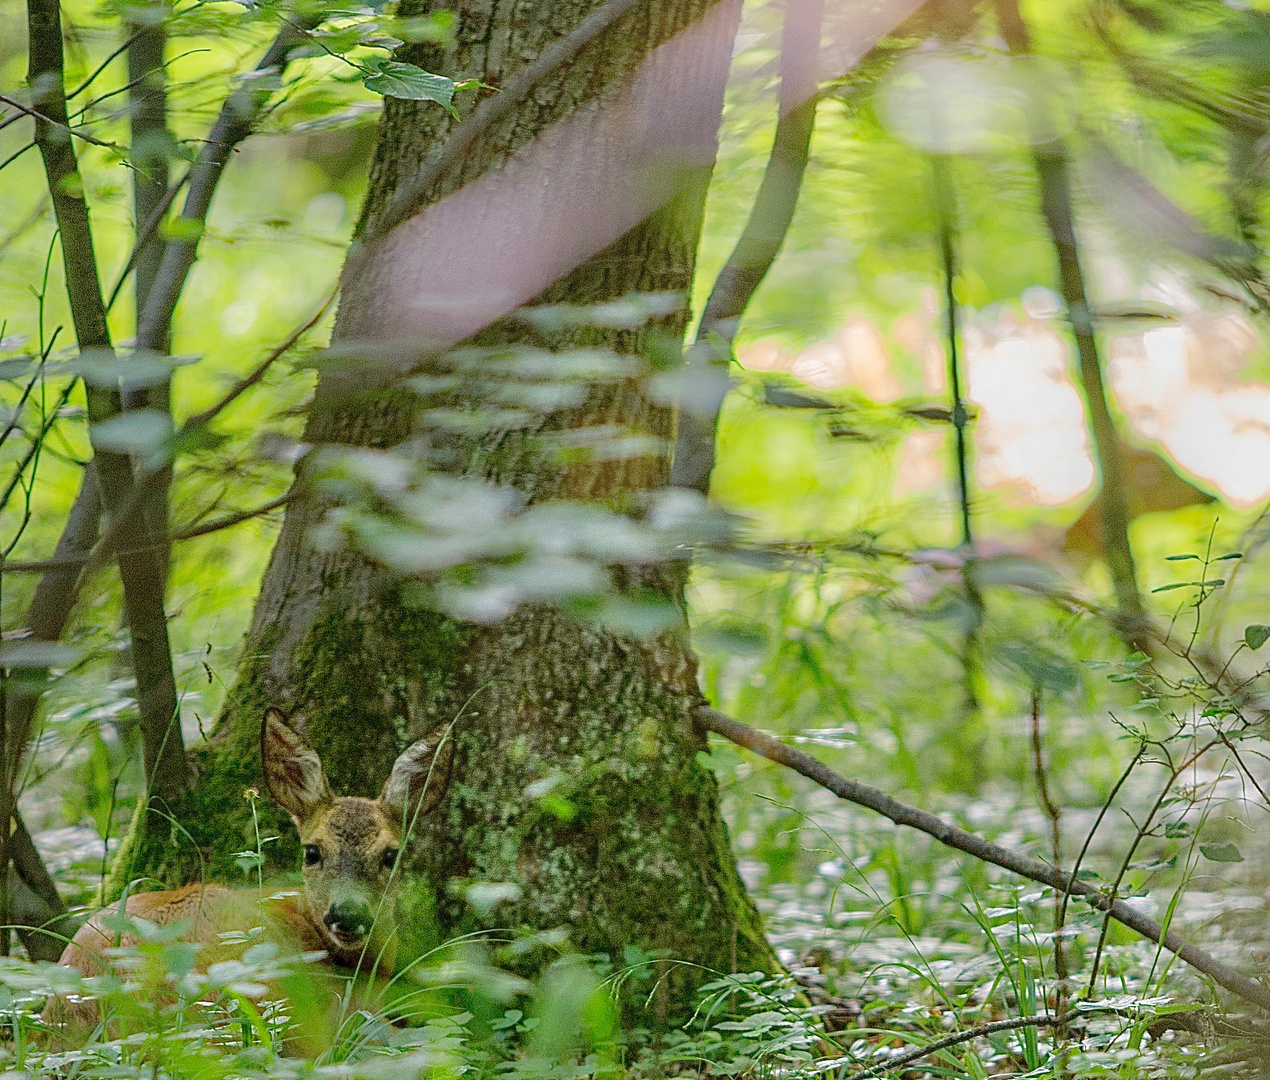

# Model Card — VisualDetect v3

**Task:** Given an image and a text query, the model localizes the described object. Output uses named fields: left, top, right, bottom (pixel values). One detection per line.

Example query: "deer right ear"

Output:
left=261, top=708, right=333, bottom=822
left=381, top=729, right=453, bottom=829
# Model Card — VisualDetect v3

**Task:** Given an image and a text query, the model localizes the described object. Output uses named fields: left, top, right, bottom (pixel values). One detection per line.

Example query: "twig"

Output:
left=696, top=706, right=1270, bottom=1013
left=929, top=150, right=983, bottom=716
left=1029, top=687, right=1068, bottom=1028
left=104, top=171, right=188, bottom=313
left=845, top=1012, right=1067, bottom=1080
left=0, top=141, right=35, bottom=175
left=0, top=198, right=48, bottom=263
left=0, top=327, right=60, bottom=453
left=84, top=294, right=330, bottom=578
left=0, top=381, right=76, bottom=520
left=1086, top=743, right=1212, bottom=999
left=0, top=293, right=319, bottom=574
left=66, top=22, right=153, bottom=101
left=0, top=93, right=123, bottom=150
left=669, top=0, right=822, bottom=494
left=1216, top=730, right=1270, bottom=811
left=183, top=291, right=333, bottom=429
left=363, top=0, right=649, bottom=243
left=0, top=494, right=291, bottom=574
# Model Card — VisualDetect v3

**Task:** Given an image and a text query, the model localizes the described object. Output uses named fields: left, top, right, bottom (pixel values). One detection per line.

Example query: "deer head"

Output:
left=260, top=708, right=452, bottom=966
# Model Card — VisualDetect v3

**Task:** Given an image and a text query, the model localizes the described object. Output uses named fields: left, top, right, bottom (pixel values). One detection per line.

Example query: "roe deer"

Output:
left=41, top=708, right=452, bottom=1043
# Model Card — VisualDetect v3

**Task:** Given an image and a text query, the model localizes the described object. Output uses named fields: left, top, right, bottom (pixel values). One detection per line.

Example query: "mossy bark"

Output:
left=126, top=0, right=771, bottom=1018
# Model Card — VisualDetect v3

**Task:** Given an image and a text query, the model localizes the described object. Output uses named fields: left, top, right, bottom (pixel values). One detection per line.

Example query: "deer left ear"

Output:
left=381, top=730, right=453, bottom=829
left=261, top=707, right=333, bottom=822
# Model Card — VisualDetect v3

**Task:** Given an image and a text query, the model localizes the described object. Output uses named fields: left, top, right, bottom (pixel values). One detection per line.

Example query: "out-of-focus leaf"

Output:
left=1199, top=842, right=1243, bottom=863
left=517, top=293, right=683, bottom=333
left=0, top=641, right=83, bottom=668
left=466, top=881, right=522, bottom=916
left=991, top=639, right=1079, bottom=694
left=90, top=409, right=173, bottom=456
left=974, top=554, right=1063, bottom=593
left=580, top=595, right=682, bottom=637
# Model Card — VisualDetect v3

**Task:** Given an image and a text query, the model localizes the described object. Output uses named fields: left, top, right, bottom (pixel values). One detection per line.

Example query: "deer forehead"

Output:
left=301, top=797, right=398, bottom=850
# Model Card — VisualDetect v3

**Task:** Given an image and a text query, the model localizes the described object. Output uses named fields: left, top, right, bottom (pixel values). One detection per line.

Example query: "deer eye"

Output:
left=304, top=844, right=321, bottom=867
left=381, top=848, right=399, bottom=871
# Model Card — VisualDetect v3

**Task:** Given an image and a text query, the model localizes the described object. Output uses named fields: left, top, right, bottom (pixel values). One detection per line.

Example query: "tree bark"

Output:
left=127, top=0, right=771, bottom=1018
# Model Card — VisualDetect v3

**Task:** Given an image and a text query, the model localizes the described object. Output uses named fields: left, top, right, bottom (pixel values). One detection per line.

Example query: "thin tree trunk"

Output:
left=671, top=0, right=822, bottom=494
left=129, top=0, right=771, bottom=1019
left=994, top=0, right=1148, bottom=652
left=26, top=0, right=187, bottom=803
left=126, top=1, right=173, bottom=576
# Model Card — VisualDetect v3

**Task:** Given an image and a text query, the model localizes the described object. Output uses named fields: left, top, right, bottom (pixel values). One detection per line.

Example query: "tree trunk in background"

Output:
left=126, top=0, right=771, bottom=1018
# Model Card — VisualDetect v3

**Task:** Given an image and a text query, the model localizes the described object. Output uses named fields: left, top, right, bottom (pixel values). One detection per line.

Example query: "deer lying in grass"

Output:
left=41, top=708, right=452, bottom=1044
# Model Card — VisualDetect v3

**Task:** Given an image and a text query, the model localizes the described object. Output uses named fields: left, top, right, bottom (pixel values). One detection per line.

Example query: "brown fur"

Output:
left=41, top=709, right=451, bottom=1046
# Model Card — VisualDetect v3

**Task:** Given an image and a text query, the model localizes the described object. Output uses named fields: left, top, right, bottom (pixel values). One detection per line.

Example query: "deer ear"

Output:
left=261, top=708, right=333, bottom=822
left=380, top=730, right=453, bottom=829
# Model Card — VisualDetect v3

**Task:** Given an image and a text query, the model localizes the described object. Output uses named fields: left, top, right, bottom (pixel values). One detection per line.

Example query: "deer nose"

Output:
left=324, top=901, right=371, bottom=939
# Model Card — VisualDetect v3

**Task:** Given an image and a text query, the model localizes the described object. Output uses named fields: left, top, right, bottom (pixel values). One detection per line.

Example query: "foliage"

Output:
left=4, top=0, right=1270, bottom=1074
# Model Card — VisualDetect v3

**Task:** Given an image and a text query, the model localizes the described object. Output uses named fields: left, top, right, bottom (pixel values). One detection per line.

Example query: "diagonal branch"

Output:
left=0, top=493, right=290, bottom=574
left=698, top=706, right=1270, bottom=1014
left=364, top=0, right=647, bottom=244
left=670, top=0, right=823, bottom=494
left=133, top=16, right=316, bottom=353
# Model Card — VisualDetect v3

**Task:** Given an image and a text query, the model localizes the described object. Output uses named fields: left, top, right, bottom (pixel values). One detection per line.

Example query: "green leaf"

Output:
left=362, top=58, right=458, bottom=114
left=1215, top=552, right=1243, bottom=560
left=1164, top=554, right=1199, bottom=561
left=1245, top=624, right=1270, bottom=650
left=1199, top=842, right=1243, bottom=863
left=1151, top=582, right=1196, bottom=592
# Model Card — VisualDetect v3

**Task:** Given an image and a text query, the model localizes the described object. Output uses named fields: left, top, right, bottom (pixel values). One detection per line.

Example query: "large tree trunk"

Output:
left=126, top=0, right=770, bottom=1018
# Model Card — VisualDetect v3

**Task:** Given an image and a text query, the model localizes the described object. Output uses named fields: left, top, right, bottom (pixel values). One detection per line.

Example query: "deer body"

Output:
left=41, top=710, right=451, bottom=1044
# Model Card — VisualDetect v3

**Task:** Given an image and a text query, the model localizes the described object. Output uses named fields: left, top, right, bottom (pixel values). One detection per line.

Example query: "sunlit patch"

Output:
left=1108, top=312, right=1270, bottom=507
left=751, top=294, right=1270, bottom=511
left=963, top=315, right=1095, bottom=506
left=219, top=299, right=258, bottom=337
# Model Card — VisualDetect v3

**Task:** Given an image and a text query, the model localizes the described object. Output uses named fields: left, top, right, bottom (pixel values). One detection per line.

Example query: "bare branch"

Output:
left=846, top=1013, right=1067, bottom=1080
left=0, top=93, right=123, bottom=150
left=0, top=380, right=76, bottom=519
left=134, top=16, right=317, bottom=353
left=0, top=493, right=289, bottom=574
left=183, top=290, right=333, bottom=429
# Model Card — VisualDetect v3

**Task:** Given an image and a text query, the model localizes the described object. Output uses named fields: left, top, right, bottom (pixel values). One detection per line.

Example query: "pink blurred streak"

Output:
left=333, top=0, right=927, bottom=364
